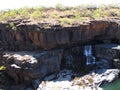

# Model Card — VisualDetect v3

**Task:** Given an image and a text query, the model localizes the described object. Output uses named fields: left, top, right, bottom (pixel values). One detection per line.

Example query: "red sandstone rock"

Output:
left=0, top=19, right=120, bottom=50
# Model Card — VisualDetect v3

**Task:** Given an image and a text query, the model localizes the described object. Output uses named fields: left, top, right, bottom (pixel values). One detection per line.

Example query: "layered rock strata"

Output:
left=0, top=19, right=120, bottom=51
left=0, top=19, right=120, bottom=89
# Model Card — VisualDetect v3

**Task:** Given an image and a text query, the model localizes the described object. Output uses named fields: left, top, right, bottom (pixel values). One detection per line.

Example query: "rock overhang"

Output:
left=0, top=19, right=120, bottom=51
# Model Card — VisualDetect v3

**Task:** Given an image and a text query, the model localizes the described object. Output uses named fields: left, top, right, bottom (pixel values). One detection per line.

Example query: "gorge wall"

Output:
left=1, top=19, right=120, bottom=88
left=0, top=19, right=120, bottom=51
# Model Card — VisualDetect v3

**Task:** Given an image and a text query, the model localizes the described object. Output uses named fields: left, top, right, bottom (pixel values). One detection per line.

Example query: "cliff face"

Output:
left=0, top=19, right=119, bottom=51
left=1, top=19, right=120, bottom=88
left=93, top=44, right=120, bottom=69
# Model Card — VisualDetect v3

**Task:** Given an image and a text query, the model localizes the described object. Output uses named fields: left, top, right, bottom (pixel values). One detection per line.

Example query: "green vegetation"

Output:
left=55, top=3, right=72, bottom=11
left=60, top=18, right=74, bottom=25
left=9, top=22, right=17, bottom=30
left=0, top=6, right=46, bottom=21
left=0, top=66, right=6, bottom=71
left=31, top=10, right=42, bottom=19
left=0, top=4, right=120, bottom=26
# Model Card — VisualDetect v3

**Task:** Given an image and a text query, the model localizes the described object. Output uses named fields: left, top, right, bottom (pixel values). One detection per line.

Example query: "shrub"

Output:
left=0, top=10, right=17, bottom=20
left=9, top=22, right=17, bottom=30
left=60, top=18, right=75, bottom=25
left=0, top=66, right=6, bottom=71
left=18, top=7, right=30, bottom=15
left=33, top=6, right=46, bottom=11
left=92, top=9, right=102, bottom=19
left=0, top=4, right=119, bottom=22
left=55, top=3, right=67, bottom=11
left=116, top=11, right=120, bottom=16
left=31, top=10, right=42, bottom=19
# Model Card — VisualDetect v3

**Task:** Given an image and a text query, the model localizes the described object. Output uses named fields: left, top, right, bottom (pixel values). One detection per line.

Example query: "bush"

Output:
left=55, top=3, right=67, bottom=11
left=0, top=4, right=120, bottom=22
left=9, top=22, right=17, bottom=30
left=33, top=6, right=46, bottom=11
left=116, top=11, right=120, bottom=16
left=0, top=66, right=6, bottom=71
left=31, top=10, right=42, bottom=19
left=60, top=18, right=76, bottom=25
left=92, top=9, right=102, bottom=19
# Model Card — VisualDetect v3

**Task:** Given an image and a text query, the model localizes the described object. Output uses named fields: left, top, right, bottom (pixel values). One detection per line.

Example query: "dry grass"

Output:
left=0, top=4, right=120, bottom=26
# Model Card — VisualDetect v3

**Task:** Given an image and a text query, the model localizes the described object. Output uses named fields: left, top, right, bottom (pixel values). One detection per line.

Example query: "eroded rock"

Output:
left=0, top=19, right=120, bottom=51
left=1, top=49, right=63, bottom=84
left=37, top=69, right=119, bottom=90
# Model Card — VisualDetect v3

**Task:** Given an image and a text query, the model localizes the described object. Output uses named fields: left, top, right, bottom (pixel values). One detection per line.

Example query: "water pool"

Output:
left=102, top=79, right=120, bottom=90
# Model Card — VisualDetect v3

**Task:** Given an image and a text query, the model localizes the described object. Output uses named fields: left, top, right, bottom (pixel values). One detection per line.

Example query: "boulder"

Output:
left=1, top=49, right=63, bottom=84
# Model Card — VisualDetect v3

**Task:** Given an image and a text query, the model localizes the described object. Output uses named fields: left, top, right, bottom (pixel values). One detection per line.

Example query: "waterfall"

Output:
left=84, top=45, right=96, bottom=65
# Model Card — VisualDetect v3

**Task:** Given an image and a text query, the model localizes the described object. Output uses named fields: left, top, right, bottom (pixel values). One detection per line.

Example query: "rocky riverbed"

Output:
left=37, top=69, right=120, bottom=90
left=0, top=68, right=120, bottom=90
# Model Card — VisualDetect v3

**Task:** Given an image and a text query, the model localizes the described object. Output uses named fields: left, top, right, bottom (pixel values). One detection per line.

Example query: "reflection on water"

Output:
left=102, top=78, right=120, bottom=90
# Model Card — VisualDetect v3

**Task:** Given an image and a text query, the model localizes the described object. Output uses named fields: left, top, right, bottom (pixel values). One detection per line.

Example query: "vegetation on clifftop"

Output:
left=0, top=66, right=6, bottom=71
left=0, top=4, right=120, bottom=26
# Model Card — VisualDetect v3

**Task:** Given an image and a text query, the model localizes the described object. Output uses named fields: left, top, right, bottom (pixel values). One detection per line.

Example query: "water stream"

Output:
left=84, top=45, right=96, bottom=65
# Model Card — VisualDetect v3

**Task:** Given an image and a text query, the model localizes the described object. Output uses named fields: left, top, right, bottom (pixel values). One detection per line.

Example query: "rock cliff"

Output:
left=94, top=44, right=120, bottom=69
left=1, top=19, right=120, bottom=89
left=0, top=19, right=120, bottom=51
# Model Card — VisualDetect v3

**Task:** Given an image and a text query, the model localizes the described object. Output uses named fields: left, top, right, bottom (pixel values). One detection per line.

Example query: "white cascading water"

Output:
left=84, top=45, right=96, bottom=65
